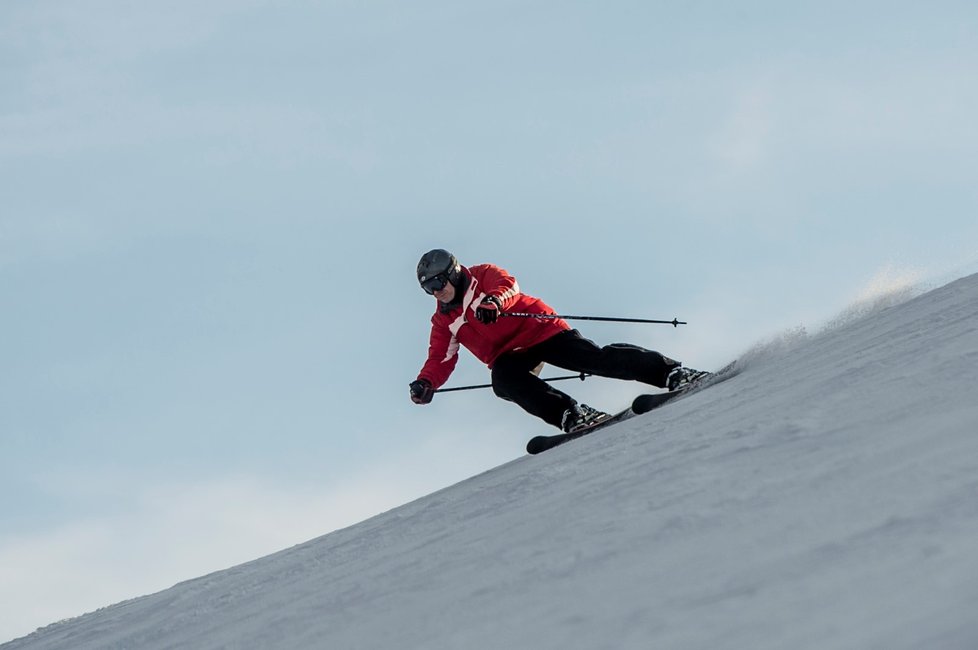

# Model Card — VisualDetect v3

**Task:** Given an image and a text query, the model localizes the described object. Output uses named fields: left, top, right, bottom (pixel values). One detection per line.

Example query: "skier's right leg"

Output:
left=491, top=351, right=576, bottom=429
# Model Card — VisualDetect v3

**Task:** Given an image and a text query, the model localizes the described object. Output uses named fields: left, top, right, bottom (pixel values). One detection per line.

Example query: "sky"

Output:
left=2, top=0, right=978, bottom=641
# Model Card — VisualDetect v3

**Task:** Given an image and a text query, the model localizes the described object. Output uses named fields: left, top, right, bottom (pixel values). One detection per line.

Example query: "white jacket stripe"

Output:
left=442, top=277, right=480, bottom=363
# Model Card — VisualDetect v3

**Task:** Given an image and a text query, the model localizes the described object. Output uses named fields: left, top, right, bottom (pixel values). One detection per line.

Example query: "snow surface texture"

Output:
left=6, top=275, right=978, bottom=650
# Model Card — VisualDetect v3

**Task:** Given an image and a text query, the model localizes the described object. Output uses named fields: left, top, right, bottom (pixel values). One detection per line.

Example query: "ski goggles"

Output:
left=420, top=273, right=450, bottom=295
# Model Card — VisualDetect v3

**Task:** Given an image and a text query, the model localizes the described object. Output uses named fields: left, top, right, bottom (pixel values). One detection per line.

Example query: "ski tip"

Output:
left=526, top=436, right=550, bottom=455
left=631, top=391, right=682, bottom=414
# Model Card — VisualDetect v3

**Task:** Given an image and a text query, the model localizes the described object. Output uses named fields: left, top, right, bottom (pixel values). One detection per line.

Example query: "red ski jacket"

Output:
left=416, top=263, right=570, bottom=389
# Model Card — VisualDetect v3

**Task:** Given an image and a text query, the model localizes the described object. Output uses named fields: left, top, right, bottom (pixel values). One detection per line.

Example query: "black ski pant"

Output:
left=491, top=329, right=680, bottom=429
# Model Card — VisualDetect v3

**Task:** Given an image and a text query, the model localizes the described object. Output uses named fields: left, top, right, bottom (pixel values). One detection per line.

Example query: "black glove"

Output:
left=475, top=296, right=503, bottom=324
left=409, top=379, right=434, bottom=404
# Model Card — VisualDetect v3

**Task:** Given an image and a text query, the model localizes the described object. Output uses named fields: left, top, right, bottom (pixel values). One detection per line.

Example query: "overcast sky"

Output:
left=3, top=0, right=978, bottom=642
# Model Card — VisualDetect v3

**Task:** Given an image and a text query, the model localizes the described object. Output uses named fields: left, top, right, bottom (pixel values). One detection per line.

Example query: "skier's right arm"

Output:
left=411, top=317, right=459, bottom=403
left=409, top=379, right=434, bottom=404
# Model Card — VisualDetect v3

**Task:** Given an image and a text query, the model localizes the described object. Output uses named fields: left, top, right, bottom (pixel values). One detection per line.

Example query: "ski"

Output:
left=525, top=407, right=638, bottom=455
left=633, top=359, right=741, bottom=414
left=525, top=390, right=686, bottom=454
left=525, top=360, right=742, bottom=455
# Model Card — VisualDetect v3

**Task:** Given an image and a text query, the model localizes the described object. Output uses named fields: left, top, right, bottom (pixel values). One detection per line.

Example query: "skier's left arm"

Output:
left=475, top=264, right=521, bottom=324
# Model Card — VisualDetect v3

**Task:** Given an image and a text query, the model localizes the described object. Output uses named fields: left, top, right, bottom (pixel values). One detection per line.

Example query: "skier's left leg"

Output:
left=534, top=329, right=680, bottom=388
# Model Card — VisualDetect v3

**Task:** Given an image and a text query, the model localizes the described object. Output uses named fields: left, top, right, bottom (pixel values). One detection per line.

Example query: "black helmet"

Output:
left=417, top=249, right=462, bottom=294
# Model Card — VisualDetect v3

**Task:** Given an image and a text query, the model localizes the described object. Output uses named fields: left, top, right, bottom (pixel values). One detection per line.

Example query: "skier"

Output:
left=409, top=249, right=708, bottom=434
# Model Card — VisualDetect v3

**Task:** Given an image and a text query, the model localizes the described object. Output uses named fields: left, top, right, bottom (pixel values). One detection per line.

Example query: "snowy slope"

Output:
left=5, top=274, right=978, bottom=650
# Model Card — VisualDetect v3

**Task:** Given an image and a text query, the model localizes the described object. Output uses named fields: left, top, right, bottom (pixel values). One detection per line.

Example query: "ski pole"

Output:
left=502, top=313, right=687, bottom=327
left=434, top=372, right=591, bottom=393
